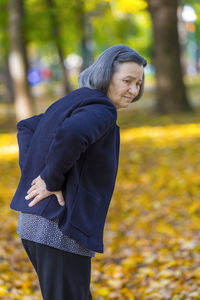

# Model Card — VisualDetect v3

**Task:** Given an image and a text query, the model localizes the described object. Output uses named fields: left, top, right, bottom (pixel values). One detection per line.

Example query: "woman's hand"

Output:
left=25, top=175, right=65, bottom=207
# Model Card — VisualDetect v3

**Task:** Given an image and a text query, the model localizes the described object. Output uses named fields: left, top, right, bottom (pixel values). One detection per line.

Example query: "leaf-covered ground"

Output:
left=0, top=110, right=200, bottom=299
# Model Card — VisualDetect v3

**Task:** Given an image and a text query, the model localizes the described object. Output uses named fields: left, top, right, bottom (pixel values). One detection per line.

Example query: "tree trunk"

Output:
left=4, top=55, right=15, bottom=103
left=76, top=0, right=94, bottom=70
left=47, top=0, right=71, bottom=95
left=147, top=0, right=192, bottom=113
left=8, top=0, right=34, bottom=122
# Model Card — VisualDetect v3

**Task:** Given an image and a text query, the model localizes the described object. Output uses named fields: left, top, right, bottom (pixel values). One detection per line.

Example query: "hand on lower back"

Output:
left=25, top=175, right=65, bottom=207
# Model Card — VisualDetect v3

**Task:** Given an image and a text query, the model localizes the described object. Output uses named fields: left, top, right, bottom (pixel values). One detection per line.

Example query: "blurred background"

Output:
left=0, top=0, right=200, bottom=124
left=1, top=0, right=200, bottom=299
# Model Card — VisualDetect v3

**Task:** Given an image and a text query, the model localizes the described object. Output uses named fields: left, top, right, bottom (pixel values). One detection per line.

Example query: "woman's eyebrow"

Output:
left=123, top=75, right=143, bottom=82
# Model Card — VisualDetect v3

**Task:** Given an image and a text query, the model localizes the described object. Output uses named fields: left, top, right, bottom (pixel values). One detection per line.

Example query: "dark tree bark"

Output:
left=147, top=0, right=192, bottom=113
left=47, top=0, right=71, bottom=95
left=81, top=20, right=94, bottom=70
left=75, top=0, right=94, bottom=70
left=8, top=0, right=34, bottom=122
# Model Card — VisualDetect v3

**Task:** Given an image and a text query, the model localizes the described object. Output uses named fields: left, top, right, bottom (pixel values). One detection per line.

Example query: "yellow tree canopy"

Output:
left=105, top=0, right=147, bottom=14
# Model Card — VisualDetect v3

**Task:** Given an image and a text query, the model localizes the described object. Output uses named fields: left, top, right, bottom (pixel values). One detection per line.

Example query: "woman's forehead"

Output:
left=116, top=62, right=144, bottom=79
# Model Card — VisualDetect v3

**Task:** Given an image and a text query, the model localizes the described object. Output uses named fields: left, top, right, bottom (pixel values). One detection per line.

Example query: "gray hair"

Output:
left=78, top=44, right=147, bottom=103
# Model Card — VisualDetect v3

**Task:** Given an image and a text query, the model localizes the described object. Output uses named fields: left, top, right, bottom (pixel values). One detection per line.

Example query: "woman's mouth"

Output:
left=123, top=96, right=133, bottom=101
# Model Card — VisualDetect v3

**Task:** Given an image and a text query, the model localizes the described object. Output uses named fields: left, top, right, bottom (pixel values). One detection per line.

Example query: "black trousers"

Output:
left=21, top=239, right=93, bottom=300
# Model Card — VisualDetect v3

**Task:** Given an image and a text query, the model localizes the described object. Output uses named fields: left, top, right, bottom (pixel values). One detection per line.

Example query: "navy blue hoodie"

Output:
left=10, top=87, right=120, bottom=253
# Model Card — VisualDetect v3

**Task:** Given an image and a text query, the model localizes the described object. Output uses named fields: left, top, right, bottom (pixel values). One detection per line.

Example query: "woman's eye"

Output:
left=123, top=80, right=130, bottom=84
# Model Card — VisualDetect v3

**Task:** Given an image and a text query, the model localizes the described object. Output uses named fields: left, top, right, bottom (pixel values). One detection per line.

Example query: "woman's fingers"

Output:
left=31, top=178, right=38, bottom=185
left=55, top=191, right=65, bottom=206
left=27, top=191, right=65, bottom=207
left=28, top=195, right=44, bottom=207
left=25, top=175, right=65, bottom=208
left=25, top=190, right=39, bottom=200
left=27, top=185, right=36, bottom=194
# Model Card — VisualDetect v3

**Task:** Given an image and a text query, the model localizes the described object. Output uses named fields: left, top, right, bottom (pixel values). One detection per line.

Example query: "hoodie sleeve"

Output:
left=40, top=99, right=117, bottom=192
left=17, top=113, right=44, bottom=172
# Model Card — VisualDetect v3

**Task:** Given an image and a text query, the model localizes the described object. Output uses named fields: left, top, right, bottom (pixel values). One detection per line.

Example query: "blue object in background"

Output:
left=28, top=68, right=41, bottom=86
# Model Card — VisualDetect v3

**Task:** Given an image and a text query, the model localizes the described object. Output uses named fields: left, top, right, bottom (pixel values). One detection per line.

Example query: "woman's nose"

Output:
left=128, top=84, right=138, bottom=96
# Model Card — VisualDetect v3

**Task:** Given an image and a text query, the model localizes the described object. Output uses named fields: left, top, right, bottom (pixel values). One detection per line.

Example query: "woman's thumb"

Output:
left=55, top=191, right=65, bottom=206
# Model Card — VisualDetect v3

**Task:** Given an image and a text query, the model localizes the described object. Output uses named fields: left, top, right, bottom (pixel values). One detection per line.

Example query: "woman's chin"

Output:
left=122, top=102, right=130, bottom=109
left=116, top=101, right=130, bottom=109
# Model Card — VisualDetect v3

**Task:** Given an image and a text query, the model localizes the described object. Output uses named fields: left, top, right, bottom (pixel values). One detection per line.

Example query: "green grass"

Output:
left=117, top=107, right=200, bottom=129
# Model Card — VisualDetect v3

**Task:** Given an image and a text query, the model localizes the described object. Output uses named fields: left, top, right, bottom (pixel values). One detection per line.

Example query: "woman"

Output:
left=10, top=44, right=147, bottom=300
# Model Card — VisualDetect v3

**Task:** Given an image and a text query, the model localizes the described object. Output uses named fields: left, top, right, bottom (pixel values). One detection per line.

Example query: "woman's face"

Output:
left=107, top=61, right=144, bottom=109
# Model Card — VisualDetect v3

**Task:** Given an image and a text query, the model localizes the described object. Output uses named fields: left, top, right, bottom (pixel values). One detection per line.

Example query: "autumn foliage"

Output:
left=0, top=111, right=200, bottom=299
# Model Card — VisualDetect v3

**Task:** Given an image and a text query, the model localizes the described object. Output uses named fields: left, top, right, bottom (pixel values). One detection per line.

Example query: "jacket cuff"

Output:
left=40, top=167, right=64, bottom=192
